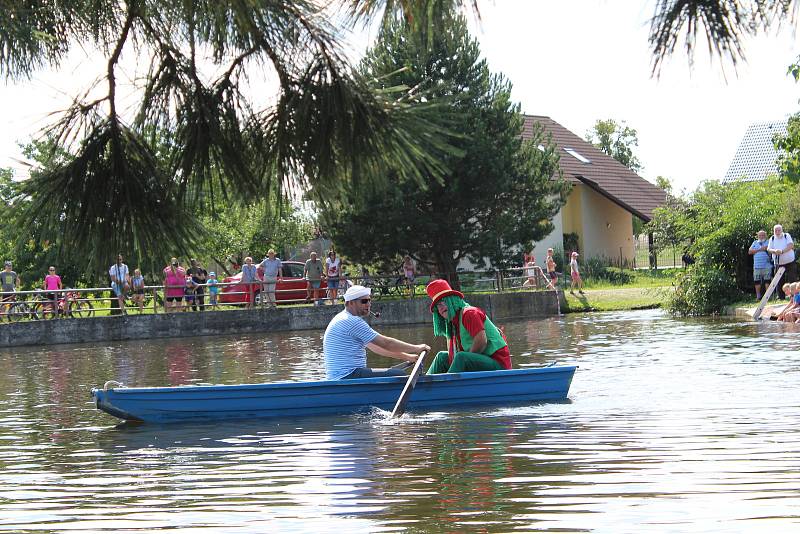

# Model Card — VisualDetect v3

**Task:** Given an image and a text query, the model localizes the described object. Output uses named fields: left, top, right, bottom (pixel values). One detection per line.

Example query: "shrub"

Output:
left=599, top=266, right=634, bottom=285
left=665, top=265, right=741, bottom=316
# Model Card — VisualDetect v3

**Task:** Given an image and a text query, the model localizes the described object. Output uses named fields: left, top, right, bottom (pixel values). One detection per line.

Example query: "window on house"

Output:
left=564, top=147, right=591, bottom=164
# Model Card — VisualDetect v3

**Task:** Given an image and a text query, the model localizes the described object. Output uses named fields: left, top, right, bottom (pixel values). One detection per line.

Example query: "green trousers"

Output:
left=427, top=350, right=503, bottom=374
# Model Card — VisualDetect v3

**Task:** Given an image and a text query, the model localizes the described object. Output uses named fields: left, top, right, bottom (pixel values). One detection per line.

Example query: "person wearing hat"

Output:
left=425, top=279, right=511, bottom=374
left=323, top=285, right=430, bottom=380
left=207, top=271, right=219, bottom=308
left=569, top=251, right=583, bottom=294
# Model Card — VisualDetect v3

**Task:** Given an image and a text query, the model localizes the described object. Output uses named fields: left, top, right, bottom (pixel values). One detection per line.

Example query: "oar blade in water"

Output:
left=390, top=350, right=428, bottom=418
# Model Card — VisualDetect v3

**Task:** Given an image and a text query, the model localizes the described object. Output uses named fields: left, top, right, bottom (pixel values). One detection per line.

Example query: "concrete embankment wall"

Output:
left=0, top=290, right=561, bottom=348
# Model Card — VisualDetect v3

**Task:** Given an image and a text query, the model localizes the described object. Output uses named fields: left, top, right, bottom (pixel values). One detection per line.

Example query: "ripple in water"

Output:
left=1, top=310, right=799, bottom=532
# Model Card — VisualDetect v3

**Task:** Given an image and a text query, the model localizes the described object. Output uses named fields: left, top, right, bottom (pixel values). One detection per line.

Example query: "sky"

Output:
left=468, top=1, right=800, bottom=193
left=1, top=1, right=800, bottom=194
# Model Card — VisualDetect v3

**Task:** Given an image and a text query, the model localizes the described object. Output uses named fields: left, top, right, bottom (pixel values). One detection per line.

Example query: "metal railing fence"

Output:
left=0, top=267, right=564, bottom=322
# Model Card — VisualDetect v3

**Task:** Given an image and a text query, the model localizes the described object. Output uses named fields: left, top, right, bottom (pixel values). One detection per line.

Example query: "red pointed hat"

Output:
left=426, top=279, right=464, bottom=312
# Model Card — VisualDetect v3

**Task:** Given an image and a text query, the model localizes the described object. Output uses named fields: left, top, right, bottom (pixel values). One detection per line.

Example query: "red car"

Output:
left=219, top=260, right=328, bottom=305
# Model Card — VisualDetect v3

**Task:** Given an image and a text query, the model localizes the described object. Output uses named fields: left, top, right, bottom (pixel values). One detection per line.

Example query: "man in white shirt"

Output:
left=109, top=254, right=131, bottom=314
left=767, top=224, right=796, bottom=299
left=323, top=285, right=429, bottom=380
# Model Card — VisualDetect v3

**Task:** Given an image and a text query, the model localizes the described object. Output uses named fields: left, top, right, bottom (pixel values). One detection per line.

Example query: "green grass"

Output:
left=561, top=286, right=670, bottom=312
left=572, top=268, right=681, bottom=290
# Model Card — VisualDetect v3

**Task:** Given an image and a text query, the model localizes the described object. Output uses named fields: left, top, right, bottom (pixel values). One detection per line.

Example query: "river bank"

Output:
left=561, top=286, right=668, bottom=312
left=0, top=285, right=676, bottom=348
left=0, top=289, right=560, bottom=348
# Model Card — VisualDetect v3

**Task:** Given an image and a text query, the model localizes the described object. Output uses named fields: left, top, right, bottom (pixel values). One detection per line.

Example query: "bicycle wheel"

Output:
left=370, top=279, right=388, bottom=301
left=8, top=302, right=30, bottom=322
left=69, top=300, right=94, bottom=318
left=392, top=277, right=411, bottom=298
left=32, top=302, right=47, bottom=320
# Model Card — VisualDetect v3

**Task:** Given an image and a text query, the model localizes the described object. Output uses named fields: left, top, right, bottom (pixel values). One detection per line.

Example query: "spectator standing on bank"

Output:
left=131, top=268, right=145, bottom=313
left=402, top=255, right=416, bottom=296
left=183, top=275, right=198, bottom=310
left=259, top=249, right=283, bottom=308
left=0, top=261, right=20, bottom=319
left=207, top=272, right=219, bottom=309
left=187, top=259, right=207, bottom=311
left=163, top=258, right=186, bottom=313
left=43, top=266, right=62, bottom=317
left=767, top=224, right=796, bottom=299
left=109, top=254, right=131, bottom=315
left=569, top=252, right=583, bottom=294
left=749, top=230, right=772, bottom=300
left=304, top=251, right=325, bottom=306
left=522, top=254, right=537, bottom=288
left=241, top=256, right=258, bottom=308
left=325, top=250, right=341, bottom=305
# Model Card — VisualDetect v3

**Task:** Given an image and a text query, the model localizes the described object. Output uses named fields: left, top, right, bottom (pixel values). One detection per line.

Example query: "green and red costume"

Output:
left=426, top=280, right=511, bottom=374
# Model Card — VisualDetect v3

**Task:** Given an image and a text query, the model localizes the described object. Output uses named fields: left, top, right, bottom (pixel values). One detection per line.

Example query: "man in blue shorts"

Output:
left=749, top=229, right=772, bottom=300
left=323, top=285, right=429, bottom=380
left=109, top=254, right=130, bottom=315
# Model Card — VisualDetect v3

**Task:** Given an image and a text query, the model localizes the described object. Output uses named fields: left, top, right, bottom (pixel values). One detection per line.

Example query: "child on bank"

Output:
left=569, top=251, right=583, bottom=294
left=777, top=283, right=797, bottom=321
left=207, top=271, right=219, bottom=309
left=184, top=275, right=198, bottom=311
left=546, top=248, right=557, bottom=289
left=131, top=268, right=145, bottom=313
left=522, top=254, right=537, bottom=288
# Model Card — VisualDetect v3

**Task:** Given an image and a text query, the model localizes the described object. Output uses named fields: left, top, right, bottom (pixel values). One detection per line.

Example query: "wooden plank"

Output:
left=753, top=266, right=785, bottom=320
left=390, top=350, right=429, bottom=418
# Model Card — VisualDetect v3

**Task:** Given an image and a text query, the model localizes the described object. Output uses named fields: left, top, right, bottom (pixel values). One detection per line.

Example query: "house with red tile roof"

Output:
left=523, top=115, right=667, bottom=265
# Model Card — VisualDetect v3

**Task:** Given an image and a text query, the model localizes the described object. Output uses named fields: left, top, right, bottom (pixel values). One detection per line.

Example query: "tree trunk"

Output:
left=434, top=255, right=460, bottom=290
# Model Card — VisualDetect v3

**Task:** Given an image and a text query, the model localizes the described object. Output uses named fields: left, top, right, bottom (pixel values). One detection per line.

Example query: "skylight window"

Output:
left=564, top=147, right=591, bottom=164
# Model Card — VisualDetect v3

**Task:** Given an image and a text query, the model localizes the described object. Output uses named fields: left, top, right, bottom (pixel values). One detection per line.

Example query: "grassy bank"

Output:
left=561, top=286, right=670, bottom=312
left=555, top=268, right=676, bottom=312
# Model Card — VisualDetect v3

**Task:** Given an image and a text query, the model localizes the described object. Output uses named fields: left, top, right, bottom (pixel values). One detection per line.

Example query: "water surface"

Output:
left=1, top=309, right=799, bottom=532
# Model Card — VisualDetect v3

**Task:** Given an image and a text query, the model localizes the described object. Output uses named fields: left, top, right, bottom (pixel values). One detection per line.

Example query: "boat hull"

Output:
left=92, top=366, right=576, bottom=423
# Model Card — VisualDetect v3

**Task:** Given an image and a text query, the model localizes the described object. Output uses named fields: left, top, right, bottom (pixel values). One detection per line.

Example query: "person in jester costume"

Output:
left=425, top=279, right=512, bottom=374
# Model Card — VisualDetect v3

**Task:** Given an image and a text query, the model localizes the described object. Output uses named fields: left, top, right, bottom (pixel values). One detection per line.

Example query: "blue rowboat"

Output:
left=91, top=366, right=576, bottom=423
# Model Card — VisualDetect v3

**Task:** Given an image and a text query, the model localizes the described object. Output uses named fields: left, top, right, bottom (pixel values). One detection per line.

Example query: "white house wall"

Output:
left=531, top=207, right=564, bottom=262
left=572, top=185, right=634, bottom=262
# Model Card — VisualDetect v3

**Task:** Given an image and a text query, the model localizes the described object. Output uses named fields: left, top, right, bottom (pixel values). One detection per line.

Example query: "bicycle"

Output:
left=369, top=273, right=417, bottom=300
left=32, top=290, right=94, bottom=319
left=1, top=295, right=34, bottom=322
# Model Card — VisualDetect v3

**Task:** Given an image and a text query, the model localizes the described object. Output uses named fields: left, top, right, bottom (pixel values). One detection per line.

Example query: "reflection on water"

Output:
left=2, top=309, right=800, bottom=532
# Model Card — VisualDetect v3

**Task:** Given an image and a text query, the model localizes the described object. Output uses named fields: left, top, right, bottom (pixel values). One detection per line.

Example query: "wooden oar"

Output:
left=753, top=265, right=785, bottom=320
left=390, top=350, right=429, bottom=418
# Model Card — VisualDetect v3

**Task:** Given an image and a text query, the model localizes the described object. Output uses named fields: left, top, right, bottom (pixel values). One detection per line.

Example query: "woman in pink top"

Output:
left=163, top=257, right=186, bottom=313
left=43, top=266, right=63, bottom=317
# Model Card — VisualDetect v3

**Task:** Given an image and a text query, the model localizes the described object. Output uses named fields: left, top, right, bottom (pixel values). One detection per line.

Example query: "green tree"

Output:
left=1, top=1, right=469, bottom=270
left=656, top=177, right=793, bottom=315
left=319, top=16, right=569, bottom=279
left=586, top=119, right=643, bottom=173
left=774, top=112, right=800, bottom=183
left=197, top=198, right=313, bottom=277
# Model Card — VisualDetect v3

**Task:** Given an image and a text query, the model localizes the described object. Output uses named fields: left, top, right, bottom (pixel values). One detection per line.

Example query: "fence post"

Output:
left=153, top=287, right=158, bottom=314
left=648, top=232, right=657, bottom=269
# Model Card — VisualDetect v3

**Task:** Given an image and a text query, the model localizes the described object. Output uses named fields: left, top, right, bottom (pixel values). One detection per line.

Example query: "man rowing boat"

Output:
left=323, top=285, right=429, bottom=380
left=425, top=279, right=512, bottom=374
